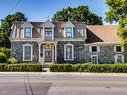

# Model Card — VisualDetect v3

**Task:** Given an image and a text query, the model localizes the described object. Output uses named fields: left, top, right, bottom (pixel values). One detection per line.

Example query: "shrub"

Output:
left=0, top=64, right=5, bottom=71
left=7, top=58, right=17, bottom=64
left=4, top=64, right=42, bottom=72
left=0, top=52, right=7, bottom=63
left=0, top=48, right=11, bottom=58
left=49, top=64, right=73, bottom=72
left=49, top=64, right=127, bottom=73
left=0, top=64, right=42, bottom=72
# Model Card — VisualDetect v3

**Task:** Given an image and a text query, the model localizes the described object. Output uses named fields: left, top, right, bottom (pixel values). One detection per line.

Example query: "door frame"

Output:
left=43, top=45, right=54, bottom=63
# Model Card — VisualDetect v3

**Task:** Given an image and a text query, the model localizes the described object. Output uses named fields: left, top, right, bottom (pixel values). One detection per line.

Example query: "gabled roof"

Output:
left=63, top=21, right=75, bottom=27
left=86, top=25, right=121, bottom=44
left=21, top=21, right=34, bottom=28
left=42, top=20, right=55, bottom=27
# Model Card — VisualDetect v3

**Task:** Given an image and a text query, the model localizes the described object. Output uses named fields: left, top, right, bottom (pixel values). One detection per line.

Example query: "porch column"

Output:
left=55, top=44, right=57, bottom=63
left=43, top=45, right=45, bottom=63
left=38, top=44, right=41, bottom=63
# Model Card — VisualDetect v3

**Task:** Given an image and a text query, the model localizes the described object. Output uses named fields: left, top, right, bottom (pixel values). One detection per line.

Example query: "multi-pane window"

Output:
left=91, top=55, right=98, bottom=64
left=115, top=54, right=124, bottom=63
left=92, top=46, right=97, bottom=52
left=116, top=46, right=122, bottom=52
left=23, top=46, right=32, bottom=61
left=64, top=44, right=74, bottom=60
left=66, top=27, right=72, bottom=37
left=24, top=27, right=32, bottom=38
left=44, top=28, right=52, bottom=37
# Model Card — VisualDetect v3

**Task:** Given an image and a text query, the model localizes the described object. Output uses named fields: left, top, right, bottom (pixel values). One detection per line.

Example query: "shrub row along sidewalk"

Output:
left=0, top=64, right=42, bottom=72
left=49, top=64, right=127, bottom=73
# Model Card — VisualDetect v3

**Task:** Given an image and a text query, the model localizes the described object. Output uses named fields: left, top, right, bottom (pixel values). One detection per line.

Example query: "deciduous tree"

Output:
left=52, top=6, right=103, bottom=25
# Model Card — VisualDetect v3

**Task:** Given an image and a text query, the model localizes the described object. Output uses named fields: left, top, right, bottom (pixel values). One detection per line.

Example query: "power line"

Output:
left=7, top=0, right=22, bottom=14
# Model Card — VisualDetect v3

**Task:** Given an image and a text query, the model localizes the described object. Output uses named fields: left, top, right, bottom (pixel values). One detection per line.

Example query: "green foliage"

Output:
left=0, top=12, right=27, bottom=48
left=7, top=58, right=17, bottom=64
left=105, top=0, right=127, bottom=45
left=52, top=6, right=103, bottom=25
left=49, top=64, right=73, bottom=72
left=0, top=52, right=7, bottom=63
left=0, top=47, right=11, bottom=58
left=50, top=64, right=127, bottom=73
left=0, top=64, right=42, bottom=72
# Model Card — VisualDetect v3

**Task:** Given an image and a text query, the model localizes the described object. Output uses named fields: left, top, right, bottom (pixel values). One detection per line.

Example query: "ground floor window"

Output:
left=114, top=54, right=124, bottom=63
left=91, top=55, right=98, bottom=64
left=64, top=43, right=74, bottom=60
left=23, top=44, right=33, bottom=61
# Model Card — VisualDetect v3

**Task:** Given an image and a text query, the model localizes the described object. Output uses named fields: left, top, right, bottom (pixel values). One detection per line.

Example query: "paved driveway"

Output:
left=0, top=73, right=127, bottom=95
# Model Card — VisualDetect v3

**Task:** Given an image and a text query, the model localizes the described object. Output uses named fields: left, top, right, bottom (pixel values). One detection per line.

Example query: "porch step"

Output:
left=43, top=68, right=50, bottom=72
left=43, top=63, right=52, bottom=68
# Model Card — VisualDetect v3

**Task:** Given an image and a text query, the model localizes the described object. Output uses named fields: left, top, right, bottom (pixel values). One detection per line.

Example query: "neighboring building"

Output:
left=10, top=20, right=126, bottom=64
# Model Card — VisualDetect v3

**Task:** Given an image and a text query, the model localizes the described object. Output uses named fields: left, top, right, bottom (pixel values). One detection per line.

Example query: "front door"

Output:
left=45, top=51, right=52, bottom=62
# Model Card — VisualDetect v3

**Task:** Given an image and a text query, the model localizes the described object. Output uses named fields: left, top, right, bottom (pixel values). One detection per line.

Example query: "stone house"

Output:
left=10, top=20, right=126, bottom=64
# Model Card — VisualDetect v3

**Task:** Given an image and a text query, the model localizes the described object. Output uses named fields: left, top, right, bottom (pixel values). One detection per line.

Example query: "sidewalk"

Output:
left=0, top=72, right=127, bottom=76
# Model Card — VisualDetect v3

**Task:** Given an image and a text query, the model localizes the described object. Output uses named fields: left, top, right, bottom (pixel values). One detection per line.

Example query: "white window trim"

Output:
left=89, top=45, right=100, bottom=52
left=114, top=45, right=124, bottom=53
left=91, top=55, right=98, bottom=64
left=64, top=43, right=74, bottom=61
left=23, top=27, right=33, bottom=38
left=42, top=27, right=54, bottom=40
left=64, top=27, right=74, bottom=38
left=23, top=43, right=33, bottom=61
left=114, top=54, right=124, bottom=63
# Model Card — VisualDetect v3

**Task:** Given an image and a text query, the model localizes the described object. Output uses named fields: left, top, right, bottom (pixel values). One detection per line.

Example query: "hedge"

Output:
left=49, top=64, right=127, bottom=73
left=0, top=64, right=42, bottom=72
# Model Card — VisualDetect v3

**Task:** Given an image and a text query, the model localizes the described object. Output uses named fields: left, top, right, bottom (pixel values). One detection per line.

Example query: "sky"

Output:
left=0, top=0, right=111, bottom=25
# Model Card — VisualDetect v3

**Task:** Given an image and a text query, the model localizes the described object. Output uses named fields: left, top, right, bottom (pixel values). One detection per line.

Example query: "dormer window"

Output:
left=21, top=21, right=33, bottom=38
left=42, top=20, right=55, bottom=41
left=64, top=21, right=75, bottom=38
left=44, top=28, right=52, bottom=37
left=66, top=27, right=73, bottom=38
left=24, top=27, right=32, bottom=38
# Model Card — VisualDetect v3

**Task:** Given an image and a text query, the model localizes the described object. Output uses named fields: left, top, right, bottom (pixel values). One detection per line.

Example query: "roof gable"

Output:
left=42, top=20, right=55, bottom=27
left=21, top=21, right=34, bottom=28
left=63, top=21, right=75, bottom=27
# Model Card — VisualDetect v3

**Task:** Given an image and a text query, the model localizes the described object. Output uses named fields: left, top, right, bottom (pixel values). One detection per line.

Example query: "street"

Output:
left=0, top=73, right=127, bottom=95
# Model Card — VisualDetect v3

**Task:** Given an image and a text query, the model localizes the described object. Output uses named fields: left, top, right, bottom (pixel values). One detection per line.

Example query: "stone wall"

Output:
left=11, top=40, right=127, bottom=64
left=85, top=44, right=126, bottom=64
left=57, top=41, right=85, bottom=63
left=11, top=41, right=39, bottom=63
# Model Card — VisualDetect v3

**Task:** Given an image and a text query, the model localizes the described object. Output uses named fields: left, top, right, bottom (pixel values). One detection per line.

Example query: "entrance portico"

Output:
left=38, top=42, right=57, bottom=64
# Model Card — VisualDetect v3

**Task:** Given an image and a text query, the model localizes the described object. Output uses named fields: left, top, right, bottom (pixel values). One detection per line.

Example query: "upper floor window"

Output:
left=92, top=46, right=97, bottom=52
left=114, top=46, right=124, bottom=52
left=89, top=46, right=100, bottom=52
left=44, top=28, right=52, bottom=37
left=24, top=27, right=32, bottom=38
left=66, top=27, right=73, bottom=38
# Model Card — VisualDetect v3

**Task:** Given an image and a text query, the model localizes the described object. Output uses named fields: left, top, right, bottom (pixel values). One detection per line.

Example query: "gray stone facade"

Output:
left=57, top=41, right=85, bottom=63
left=11, top=41, right=127, bottom=64
left=85, top=45, right=126, bottom=64
left=11, top=41, right=39, bottom=63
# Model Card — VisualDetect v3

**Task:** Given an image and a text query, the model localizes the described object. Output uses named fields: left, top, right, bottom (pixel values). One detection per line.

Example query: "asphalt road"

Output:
left=0, top=73, right=127, bottom=95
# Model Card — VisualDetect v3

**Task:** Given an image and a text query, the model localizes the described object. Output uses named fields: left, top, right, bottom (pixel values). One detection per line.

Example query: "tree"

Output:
left=52, top=6, right=103, bottom=25
left=0, top=12, right=27, bottom=48
left=105, top=0, right=127, bottom=45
